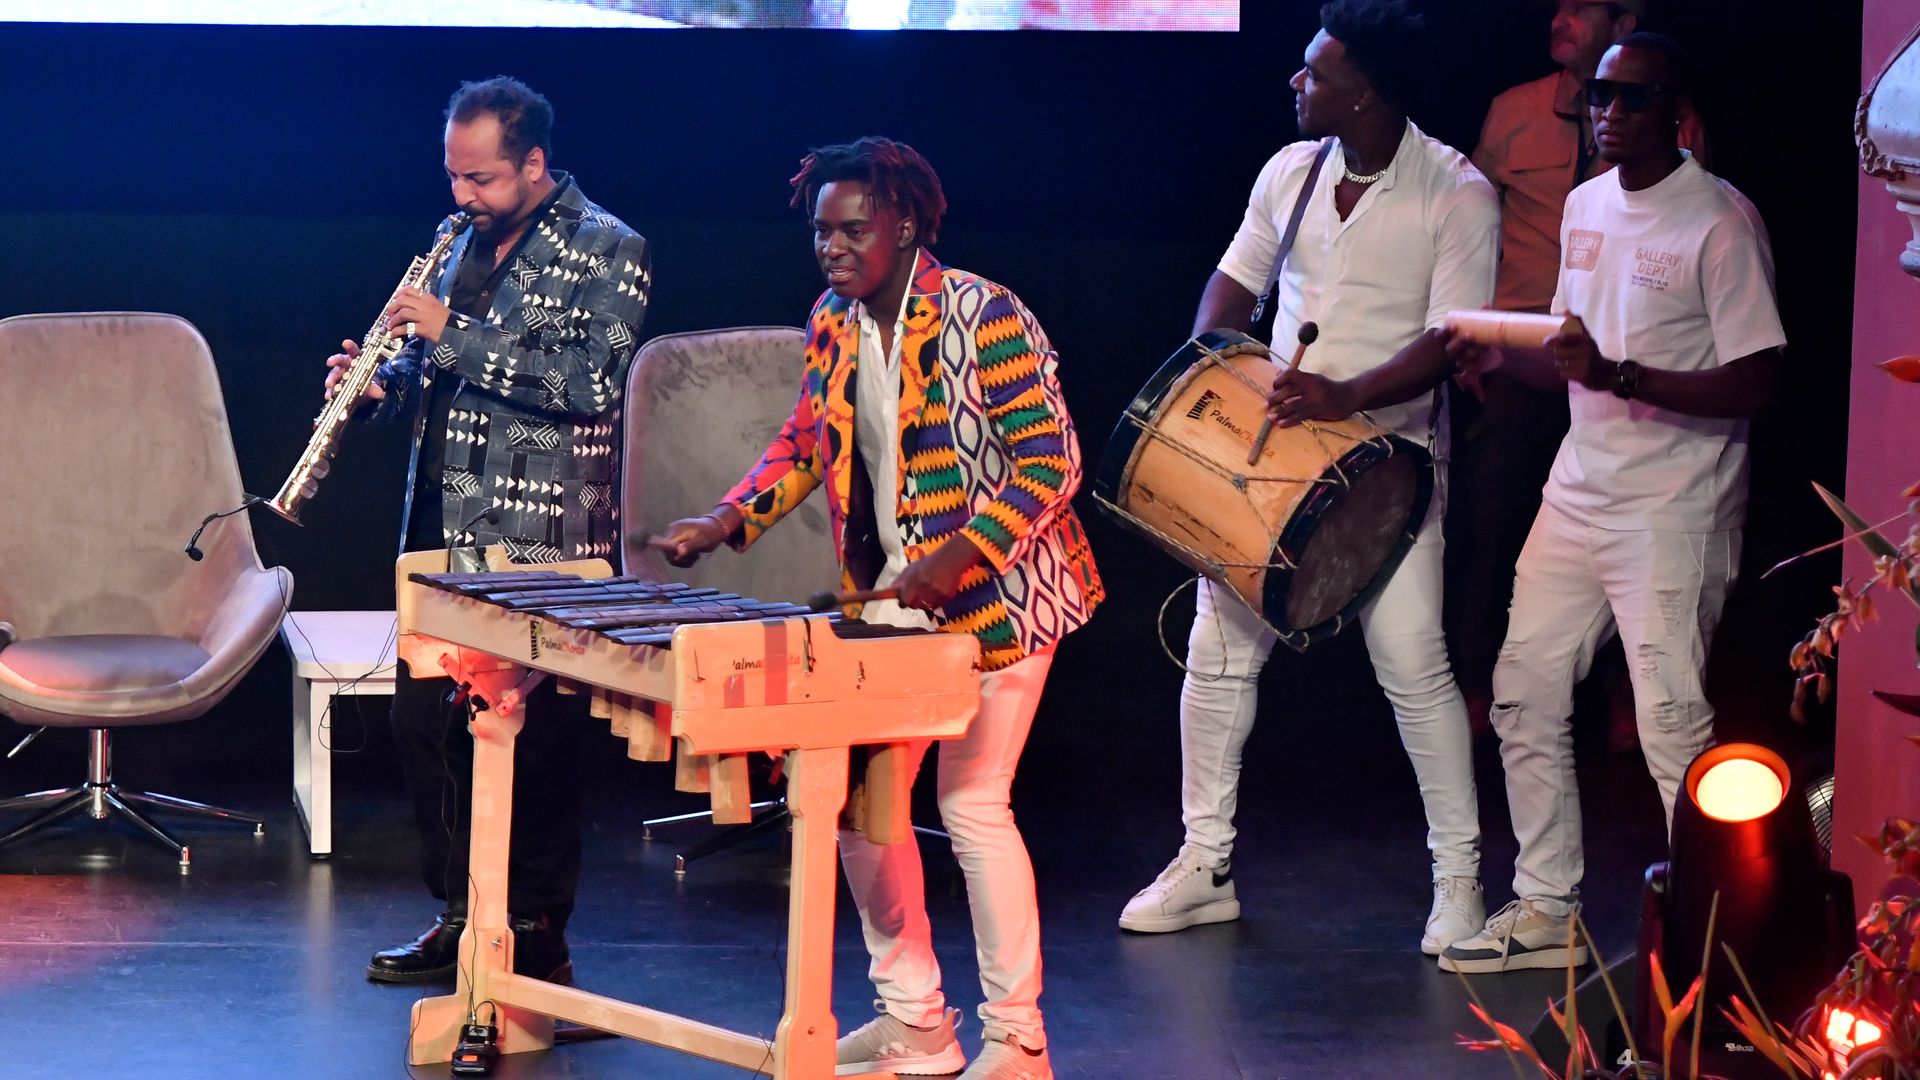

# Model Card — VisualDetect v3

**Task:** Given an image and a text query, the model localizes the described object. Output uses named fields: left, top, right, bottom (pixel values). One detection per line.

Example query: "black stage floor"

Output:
left=0, top=641, right=1675, bottom=1080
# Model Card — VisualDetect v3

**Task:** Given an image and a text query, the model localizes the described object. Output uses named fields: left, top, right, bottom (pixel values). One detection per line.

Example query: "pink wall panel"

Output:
left=1835, top=0, right=1920, bottom=912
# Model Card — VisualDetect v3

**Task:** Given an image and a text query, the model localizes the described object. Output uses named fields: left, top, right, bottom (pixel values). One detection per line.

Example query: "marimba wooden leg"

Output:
left=773, top=746, right=897, bottom=1080
left=409, top=665, right=556, bottom=1065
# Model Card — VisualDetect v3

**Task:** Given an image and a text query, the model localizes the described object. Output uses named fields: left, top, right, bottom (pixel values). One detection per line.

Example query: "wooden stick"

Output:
left=807, top=587, right=899, bottom=612
left=1247, top=321, right=1319, bottom=465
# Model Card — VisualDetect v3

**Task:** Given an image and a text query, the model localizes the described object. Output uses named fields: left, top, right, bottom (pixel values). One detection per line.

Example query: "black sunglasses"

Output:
left=1585, top=79, right=1671, bottom=112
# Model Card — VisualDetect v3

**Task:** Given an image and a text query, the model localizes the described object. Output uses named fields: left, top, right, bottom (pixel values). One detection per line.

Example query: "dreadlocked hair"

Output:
left=789, top=136, right=947, bottom=245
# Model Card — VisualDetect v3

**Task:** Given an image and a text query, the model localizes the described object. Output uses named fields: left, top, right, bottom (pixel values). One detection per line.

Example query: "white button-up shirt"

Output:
left=852, top=253, right=934, bottom=630
left=1218, top=121, right=1500, bottom=455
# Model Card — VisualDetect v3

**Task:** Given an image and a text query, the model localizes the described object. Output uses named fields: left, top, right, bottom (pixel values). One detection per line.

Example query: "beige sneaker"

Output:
left=1438, top=898, right=1588, bottom=973
left=958, top=1034, right=1052, bottom=1079
left=835, top=1001, right=966, bottom=1076
left=1118, top=847, right=1240, bottom=933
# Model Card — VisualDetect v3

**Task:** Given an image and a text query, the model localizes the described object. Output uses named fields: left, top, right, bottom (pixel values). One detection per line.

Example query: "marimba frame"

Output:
left=395, top=550, right=980, bottom=1079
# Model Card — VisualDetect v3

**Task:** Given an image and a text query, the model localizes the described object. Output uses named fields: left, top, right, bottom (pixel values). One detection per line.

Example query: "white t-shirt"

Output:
left=1547, top=154, right=1786, bottom=532
left=1218, top=121, right=1499, bottom=455
left=852, top=256, right=934, bottom=632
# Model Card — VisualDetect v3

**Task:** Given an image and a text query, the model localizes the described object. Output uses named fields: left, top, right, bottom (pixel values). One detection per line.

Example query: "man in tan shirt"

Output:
left=1451, top=0, right=1707, bottom=726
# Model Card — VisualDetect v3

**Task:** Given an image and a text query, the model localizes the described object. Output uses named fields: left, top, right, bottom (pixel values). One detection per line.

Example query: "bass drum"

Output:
left=1093, top=329, right=1432, bottom=650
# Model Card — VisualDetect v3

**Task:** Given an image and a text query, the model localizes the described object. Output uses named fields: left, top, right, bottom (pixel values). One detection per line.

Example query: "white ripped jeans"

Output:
left=1490, top=500, right=1739, bottom=903
left=838, top=644, right=1056, bottom=1050
left=1177, top=503, right=1482, bottom=879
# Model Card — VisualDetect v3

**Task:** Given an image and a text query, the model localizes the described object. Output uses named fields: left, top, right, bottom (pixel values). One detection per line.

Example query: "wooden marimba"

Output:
left=394, top=549, right=981, bottom=1079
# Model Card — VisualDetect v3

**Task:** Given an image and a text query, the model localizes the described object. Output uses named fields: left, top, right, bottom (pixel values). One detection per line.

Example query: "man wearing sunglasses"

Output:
left=1450, top=0, right=1709, bottom=746
left=1437, top=32, right=1784, bottom=974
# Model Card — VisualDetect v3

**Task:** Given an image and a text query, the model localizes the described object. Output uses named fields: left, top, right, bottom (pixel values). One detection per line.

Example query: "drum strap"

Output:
left=1250, top=139, right=1334, bottom=325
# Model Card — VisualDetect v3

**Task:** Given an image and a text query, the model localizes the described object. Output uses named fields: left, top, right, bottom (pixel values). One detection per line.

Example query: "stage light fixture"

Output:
left=1695, top=756, right=1786, bottom=823
left=1818, top=1003, right=1886, bottom=1079
left=1631, top=743, right=1856, bottom=1079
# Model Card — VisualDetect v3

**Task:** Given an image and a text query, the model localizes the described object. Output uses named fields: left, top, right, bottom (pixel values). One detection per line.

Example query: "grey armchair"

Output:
left=620, top=325, right=836, bottom=598
left=619, top=326, right=837, bottom=871
left=0, top=313, right=294, bottom=867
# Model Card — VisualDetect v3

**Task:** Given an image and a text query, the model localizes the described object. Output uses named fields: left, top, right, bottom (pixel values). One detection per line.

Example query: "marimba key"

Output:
left=626, top=699, right=672, bottom=762
left=674, top=743, right=713, bottom=794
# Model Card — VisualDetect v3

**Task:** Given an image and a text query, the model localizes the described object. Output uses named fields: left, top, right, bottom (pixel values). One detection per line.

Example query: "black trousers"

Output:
left=390, top=659, right=592, bottom=926
left=395, top=500, right=592, bottom=926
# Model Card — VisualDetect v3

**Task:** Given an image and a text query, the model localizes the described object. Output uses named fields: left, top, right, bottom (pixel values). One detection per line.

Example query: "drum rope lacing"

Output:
left=1102, top=335, right=1404, bottom=668
left=1109, top=336, right=1400, bottom=575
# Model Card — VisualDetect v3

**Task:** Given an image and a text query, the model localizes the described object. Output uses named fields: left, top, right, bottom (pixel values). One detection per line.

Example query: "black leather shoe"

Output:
left=511, top=913, right=573, bottom=986
left=367, top=913, right=465, bottom=984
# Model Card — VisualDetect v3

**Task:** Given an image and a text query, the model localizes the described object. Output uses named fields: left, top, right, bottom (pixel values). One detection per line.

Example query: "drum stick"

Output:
left=1247, top=321, right=1320, bottom=465
left=1443, top=310, right=1587, bottom=349
left=808, top=587, right=899, bottom=612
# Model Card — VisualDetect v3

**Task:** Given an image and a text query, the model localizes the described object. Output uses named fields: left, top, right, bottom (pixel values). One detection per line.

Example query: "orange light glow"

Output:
left=1695, top=757, right=1786, bottom=822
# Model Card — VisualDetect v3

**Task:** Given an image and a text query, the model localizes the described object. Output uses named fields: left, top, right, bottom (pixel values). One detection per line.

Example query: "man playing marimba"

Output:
left=656, top=136, right=1102, bottom=1080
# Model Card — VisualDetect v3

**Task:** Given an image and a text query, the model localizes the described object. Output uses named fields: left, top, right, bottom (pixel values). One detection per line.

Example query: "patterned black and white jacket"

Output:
left=371, top=176, right=650, bottom=563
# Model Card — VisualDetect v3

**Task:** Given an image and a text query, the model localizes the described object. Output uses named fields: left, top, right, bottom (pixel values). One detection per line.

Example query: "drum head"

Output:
left=1264, top=436, right=1432, bottom=646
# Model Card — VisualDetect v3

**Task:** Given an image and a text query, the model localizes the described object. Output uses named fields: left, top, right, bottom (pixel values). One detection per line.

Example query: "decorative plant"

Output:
left=1784, top=356, right=1920, bottom=724
left=1774, top=353, right=1920, bottom=1078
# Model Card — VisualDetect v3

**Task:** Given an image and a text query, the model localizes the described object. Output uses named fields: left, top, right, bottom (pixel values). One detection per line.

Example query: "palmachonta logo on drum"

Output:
left=1187, top=388, right=1255, bottom=445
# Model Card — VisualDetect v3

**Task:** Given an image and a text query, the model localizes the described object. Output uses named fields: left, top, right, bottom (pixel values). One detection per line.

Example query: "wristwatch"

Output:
left=1612, top=359, right=1643, bottom=400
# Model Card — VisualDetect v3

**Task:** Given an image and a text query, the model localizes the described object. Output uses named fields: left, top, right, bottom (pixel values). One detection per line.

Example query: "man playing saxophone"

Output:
left=322, top=75, right=651, bottom=987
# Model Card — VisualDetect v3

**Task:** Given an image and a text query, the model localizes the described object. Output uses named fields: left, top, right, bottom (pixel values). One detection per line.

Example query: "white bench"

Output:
left=279, top=610, right=398, bottom=858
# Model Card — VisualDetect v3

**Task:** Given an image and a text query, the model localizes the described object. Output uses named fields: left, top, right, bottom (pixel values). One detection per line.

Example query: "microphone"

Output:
left=184, top=495, right=265, bottom=561
left=456, top=505, right=502, bottom=537
left=447, top=506, right=502, bottom=574
left=1247, top=321, right=1320, bottom=466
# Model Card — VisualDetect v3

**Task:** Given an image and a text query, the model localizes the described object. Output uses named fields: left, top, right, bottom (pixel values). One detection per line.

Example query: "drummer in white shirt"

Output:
left=1118, top=0, right=1501, bottom=958
left=1435, top=32, right=1785, bottom=974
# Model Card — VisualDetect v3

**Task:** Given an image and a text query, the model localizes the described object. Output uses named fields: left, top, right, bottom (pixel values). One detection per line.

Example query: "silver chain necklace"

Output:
left=1343, top=162, right=1389, bottom=185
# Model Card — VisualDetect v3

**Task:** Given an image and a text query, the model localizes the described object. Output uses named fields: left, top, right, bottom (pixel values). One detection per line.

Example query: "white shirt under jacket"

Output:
left=1217, top=120, right=1500, bottom=459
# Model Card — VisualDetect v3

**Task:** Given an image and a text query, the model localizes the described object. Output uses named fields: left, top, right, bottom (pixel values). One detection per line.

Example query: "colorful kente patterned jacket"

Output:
left=722, top=253, right=1104, bottom=671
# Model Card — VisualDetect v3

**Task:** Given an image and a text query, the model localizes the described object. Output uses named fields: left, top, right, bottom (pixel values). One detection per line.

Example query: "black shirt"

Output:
left=406, top=175, right=573, bottom=551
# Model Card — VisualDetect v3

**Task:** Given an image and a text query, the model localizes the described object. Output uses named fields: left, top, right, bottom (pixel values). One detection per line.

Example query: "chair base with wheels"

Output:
left=0, top=727, right=263, bottom=870
left=643, top=797, right=950, bottom=876
left=643, top=798, right=786, bottom=876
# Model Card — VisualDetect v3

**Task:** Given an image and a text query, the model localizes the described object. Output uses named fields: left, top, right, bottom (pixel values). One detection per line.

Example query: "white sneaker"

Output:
left=1438, top=898, right=1588, bottom=973
left=1117, top=847, right=1240, bottom=933
left=958, top=1034, right=1052, bottom=1079
left=835, top=1001, right=966, bottom=1076
left=1420, top=876, right=1486, bottom=956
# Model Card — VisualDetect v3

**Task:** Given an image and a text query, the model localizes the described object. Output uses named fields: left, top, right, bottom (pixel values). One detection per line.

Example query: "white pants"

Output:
left=838, top=644, right=1055, bottom=1050
left=1491, top=500, right=1739, bottom=902
left=1177, top=504, right=1480, bottom=878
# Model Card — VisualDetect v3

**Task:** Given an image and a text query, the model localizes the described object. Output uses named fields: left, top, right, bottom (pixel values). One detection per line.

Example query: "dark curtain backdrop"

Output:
left=0, top=0, right=1856, bottom=783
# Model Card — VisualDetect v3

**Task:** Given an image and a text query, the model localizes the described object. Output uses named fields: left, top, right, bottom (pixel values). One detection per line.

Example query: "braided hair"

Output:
left=789, top=136, right=947, bottom=244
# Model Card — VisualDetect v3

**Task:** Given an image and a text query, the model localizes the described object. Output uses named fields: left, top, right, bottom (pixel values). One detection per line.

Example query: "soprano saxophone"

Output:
left=268, top=212, right=472, bottom=524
